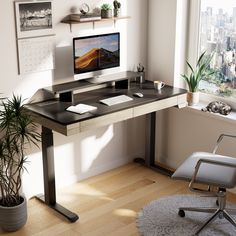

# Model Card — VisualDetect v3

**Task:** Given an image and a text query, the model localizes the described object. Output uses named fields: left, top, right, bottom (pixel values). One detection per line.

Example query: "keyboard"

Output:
left=100, top=95, right=133, bottom=106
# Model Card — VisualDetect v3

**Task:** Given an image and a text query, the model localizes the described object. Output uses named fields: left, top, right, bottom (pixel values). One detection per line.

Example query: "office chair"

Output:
left=172, top=134, right=236, bottom=235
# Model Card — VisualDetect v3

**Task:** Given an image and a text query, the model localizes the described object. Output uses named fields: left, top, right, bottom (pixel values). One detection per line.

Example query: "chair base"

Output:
left=179, top=206, right=236, bottom=235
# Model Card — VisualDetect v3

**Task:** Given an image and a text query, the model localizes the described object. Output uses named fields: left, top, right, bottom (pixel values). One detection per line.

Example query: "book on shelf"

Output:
left=79, top=16, right=101, bottom=22
left=70, top=14, right=101, bottom=22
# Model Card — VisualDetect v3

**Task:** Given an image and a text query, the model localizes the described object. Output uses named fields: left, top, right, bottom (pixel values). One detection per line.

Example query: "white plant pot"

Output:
left=187, top=92, right=199, bottom=106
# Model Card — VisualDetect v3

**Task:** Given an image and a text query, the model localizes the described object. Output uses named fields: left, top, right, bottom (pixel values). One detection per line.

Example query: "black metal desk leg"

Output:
left=134, top=112, right=173, bottom=176
left=35, top=126, right=79, bottom=222
left=145, top=112, right=156, bottom=167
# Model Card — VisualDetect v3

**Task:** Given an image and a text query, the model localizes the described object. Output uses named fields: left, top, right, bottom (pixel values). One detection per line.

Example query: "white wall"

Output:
left=148, top=0, right=236, bottom=187
left=162, top=108, right=236, bottom=169
left=1, top=0, right=147, bottom=198
left=147, top=0, right=177, bottom=85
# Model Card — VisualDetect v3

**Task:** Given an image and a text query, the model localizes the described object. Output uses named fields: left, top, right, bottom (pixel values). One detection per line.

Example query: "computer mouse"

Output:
left=133, top=92, right=144, bottom=98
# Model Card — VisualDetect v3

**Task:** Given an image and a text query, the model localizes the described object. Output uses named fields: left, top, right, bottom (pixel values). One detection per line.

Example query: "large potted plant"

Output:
left=0, top=95, right=40, bottom=231
left=181, top=51, right=216, bottom=106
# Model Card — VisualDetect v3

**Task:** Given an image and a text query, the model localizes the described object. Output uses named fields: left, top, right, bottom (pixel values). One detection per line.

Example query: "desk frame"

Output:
left=36, top=112, right=173, bottom=222
left=36, top=126, right=79, bottom=222
left=144, top=112, right=173, bottom=176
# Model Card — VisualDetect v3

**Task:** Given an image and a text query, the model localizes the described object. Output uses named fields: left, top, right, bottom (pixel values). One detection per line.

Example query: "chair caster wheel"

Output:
left=178, top=209, right=185, bottom=217
left=219, top=213, right=224, bottom=219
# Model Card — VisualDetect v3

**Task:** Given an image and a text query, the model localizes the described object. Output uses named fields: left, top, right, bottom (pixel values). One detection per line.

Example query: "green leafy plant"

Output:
left=0, top=95, right=40, bottom=207
left=113, top=0, right=121, bottom=9
left=181, top=51, right=216, bottom=92
left=101, top=3, right=112, bottom=10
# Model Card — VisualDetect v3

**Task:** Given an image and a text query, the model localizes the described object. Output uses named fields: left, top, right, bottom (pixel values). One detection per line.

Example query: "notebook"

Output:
left=66, top=104, right=97, bottom=114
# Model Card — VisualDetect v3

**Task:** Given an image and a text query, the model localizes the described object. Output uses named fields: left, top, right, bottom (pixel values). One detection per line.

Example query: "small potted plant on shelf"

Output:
left=113, top=0, right=121, bottom=17
left=0, top=95, right=40, bottom=231
left=181, top=51, right=216, bottom=106
left=101, top=3, right=112, bottom=18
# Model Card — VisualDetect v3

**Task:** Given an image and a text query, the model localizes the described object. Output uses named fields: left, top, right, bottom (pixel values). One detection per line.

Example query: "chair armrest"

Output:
left=213, top=134, right=236, bottom=154
left=189, top=158, right=236, bottom=192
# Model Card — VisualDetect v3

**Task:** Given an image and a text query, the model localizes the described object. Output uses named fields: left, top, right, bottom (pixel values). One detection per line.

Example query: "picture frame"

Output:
left=15, top=0, right=54, bottom=38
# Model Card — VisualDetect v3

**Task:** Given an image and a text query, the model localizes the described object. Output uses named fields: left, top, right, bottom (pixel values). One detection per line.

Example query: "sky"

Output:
left=19, top=2, right=51, bottom=13
left=201, top=0, right=236, bottom=14
left=75, top=34, right=119, bottom=57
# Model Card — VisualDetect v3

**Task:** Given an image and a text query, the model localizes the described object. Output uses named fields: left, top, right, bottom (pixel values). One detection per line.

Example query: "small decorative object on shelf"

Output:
left=137, top=63, right=145, bottom=84
left=113, top=0, right=121, bottom=17
left=70, top=6, right=78, bottom=14
left=201, top=101, right=232, bottom=116
left=137, top=63, right=145, bottom=73
left=93, top=7, right=101, bottom=15
left=101, top=3, right=112, bottom=18
left=80, top=3, right=90, bottom=15
left=69, top=3, right=102, bottom=22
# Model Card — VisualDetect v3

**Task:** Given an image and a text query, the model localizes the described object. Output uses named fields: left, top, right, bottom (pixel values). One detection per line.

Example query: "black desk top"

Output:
left=26, top=81, right=186, bottom=127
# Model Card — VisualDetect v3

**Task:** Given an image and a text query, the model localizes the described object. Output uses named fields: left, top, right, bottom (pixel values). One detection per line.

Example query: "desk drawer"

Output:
left=35, top=115, right=69, bottom=136
left=133, top=97, right=178, bottom=117
left=177, top=94, right=187, bottom=108
left=79, top=109, right=133, bottom=132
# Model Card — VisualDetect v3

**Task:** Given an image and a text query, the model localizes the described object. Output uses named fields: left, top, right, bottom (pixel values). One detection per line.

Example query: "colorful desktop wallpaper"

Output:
left=74, top=34, right=120, bottom=73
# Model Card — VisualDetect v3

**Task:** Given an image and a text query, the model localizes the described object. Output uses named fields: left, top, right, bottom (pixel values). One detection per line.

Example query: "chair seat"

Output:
left=172, top=152, right=236, bottom=188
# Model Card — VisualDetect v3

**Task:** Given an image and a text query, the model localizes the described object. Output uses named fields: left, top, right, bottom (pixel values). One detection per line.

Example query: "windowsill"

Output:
left=182, top=102, right=236, bottom=124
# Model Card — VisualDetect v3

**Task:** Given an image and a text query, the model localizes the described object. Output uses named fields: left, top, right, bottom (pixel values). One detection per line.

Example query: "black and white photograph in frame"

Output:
left=15, top=0, right=54, bottom=38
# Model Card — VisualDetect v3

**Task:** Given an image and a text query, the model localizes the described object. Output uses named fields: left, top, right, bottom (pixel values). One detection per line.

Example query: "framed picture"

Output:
left=15, top=0, right=54, bottom=38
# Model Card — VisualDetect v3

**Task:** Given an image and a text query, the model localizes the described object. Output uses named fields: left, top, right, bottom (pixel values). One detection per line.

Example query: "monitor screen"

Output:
left=73, top=33, right=120, bottom=75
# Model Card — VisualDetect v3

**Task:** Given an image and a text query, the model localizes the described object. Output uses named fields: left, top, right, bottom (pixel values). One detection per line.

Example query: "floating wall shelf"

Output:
left=61, top=16, right=131, bottom=32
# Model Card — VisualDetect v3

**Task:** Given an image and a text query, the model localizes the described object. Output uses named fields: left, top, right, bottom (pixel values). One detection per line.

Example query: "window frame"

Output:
left=188, top=0, right=236, bottom=109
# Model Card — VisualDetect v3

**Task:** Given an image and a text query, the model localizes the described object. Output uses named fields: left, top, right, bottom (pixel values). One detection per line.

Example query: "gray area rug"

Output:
left=137, top=195, right=236, bottom=236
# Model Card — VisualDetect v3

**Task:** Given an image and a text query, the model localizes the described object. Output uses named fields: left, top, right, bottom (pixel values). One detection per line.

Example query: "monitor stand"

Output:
left=86, top=71, right=139, bottom=84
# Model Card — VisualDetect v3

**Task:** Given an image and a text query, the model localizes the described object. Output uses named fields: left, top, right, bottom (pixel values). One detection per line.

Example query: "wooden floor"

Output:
left=2, top=163, right=236, bottom=236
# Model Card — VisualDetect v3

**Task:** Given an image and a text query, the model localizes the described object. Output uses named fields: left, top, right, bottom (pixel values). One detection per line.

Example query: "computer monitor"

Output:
left=73, top=32, right=120, bottom=80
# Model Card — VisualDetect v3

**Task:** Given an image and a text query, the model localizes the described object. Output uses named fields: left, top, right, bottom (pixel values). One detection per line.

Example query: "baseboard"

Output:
left=155, top=161, right=175, bottom=172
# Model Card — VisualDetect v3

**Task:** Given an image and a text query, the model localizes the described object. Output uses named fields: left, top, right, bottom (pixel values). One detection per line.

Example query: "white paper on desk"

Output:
left=66, top=104, right=97, bottom=114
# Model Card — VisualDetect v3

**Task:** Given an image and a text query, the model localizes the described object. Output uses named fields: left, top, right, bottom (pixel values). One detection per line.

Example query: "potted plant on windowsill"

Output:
left=101, top=3, right=112, bottom=18
left=181, top=51, right=216, bottom=106
left=0, top=95, right=40, bottom=231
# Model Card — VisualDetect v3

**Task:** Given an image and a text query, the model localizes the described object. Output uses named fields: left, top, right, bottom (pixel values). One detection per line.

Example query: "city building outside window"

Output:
left=199, top=0, right=236, bottom=99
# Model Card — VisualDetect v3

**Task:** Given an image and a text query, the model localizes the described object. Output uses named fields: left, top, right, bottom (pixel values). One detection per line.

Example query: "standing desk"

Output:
left=25, top=74, right=187, bottom=222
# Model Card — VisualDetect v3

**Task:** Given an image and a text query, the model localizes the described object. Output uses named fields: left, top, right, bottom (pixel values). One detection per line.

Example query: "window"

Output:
left=198, top=0, right=236, bottom=99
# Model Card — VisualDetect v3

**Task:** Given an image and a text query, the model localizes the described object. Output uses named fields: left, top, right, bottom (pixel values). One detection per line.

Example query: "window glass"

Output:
left=199, top=0, right=236, bottom=98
